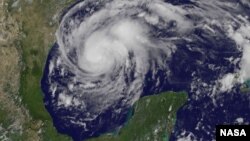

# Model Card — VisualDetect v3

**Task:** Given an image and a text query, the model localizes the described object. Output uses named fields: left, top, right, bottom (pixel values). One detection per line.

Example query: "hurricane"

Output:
left=41, top=0, right=250, bottom=140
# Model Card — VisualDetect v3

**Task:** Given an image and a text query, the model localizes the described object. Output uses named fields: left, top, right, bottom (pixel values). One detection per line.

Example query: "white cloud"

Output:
left=227, top=22, right=250, bottom=83
left=58, top=93, right=73, bottom=107
left=219, top=73, right=236, bottom=92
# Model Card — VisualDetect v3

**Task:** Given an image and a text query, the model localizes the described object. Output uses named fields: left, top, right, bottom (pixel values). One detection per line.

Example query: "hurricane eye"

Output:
left=41, top=0, right=250, bottom=140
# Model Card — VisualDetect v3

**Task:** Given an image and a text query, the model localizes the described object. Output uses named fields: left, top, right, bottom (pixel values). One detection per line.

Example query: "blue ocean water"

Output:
left=41, top=0, right=250, bottom=140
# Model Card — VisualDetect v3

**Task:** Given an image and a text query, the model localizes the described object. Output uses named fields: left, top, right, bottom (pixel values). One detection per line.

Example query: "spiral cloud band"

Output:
left=42, top=0, right=250, bottom=140
left=56, top=0, right=179, bottom=121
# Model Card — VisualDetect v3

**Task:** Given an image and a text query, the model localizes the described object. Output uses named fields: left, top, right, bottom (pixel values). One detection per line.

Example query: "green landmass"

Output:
left=1, top=0, right=75, bottom=140
left=88, top=92, right=187, bottom=141
left=240, top=80, right=250, bottom=93
left=14, top=0, right=75, bottom=121
left=1, top=0, right=187, bottom=141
